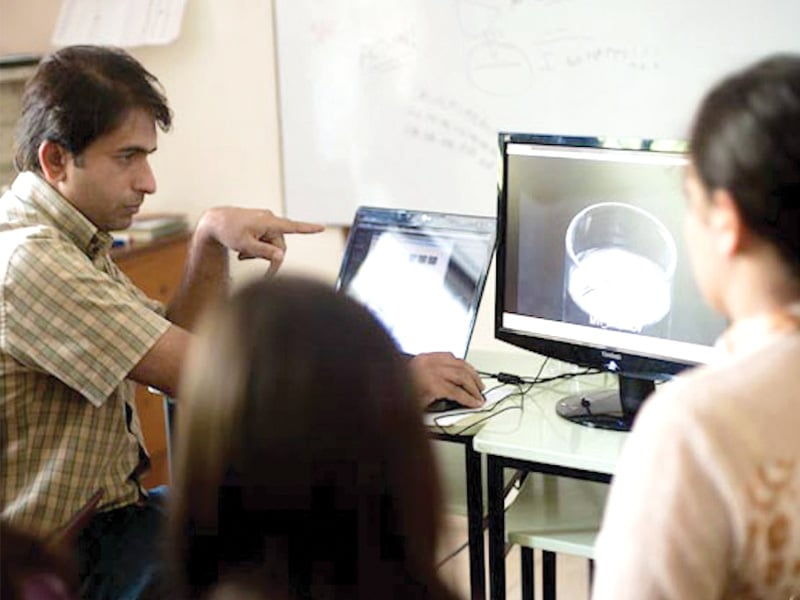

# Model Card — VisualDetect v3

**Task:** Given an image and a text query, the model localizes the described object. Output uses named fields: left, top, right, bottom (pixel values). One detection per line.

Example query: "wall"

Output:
left=0, top=0, right=56, bottom=56
left=0, top=0, right=509, bottom=352
left=0, top=67, right=35, bottom=188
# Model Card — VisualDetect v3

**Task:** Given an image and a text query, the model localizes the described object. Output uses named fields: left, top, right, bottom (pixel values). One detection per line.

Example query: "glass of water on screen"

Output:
left=562, top=202, right=677, bottom=336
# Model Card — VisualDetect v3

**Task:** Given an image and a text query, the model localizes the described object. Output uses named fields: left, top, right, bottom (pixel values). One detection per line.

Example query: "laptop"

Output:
left=336, top=206, right=497, bottom=359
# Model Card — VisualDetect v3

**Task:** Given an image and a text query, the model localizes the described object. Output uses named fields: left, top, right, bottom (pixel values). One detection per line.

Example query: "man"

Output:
left=0, top=45, right=483, bottom=599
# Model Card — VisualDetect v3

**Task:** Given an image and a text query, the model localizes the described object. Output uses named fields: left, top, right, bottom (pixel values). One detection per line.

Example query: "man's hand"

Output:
left=409, top=352, right=485, bottom=410
left=198, top=207, right=325, bottom=276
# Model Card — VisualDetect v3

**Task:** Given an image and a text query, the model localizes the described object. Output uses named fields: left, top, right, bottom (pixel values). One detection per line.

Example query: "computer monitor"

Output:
left=495, top=133, right=727, bottom=431
left=337, top=206, right=496, bottom=359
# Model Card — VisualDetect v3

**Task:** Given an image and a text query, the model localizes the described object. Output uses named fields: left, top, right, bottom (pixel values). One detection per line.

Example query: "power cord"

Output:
left=432, top=360, right=554, bottom=435
left=435, top=469, right=527, bottom=569
left=477, top=365, right=602, bottom=386
left=434, top=358, right=574, bottom=435
left=433, top=361, right=603, bottom=567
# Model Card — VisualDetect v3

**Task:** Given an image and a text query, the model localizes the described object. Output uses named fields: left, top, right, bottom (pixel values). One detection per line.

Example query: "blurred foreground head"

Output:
left=170, top=276, right=454, bottom=600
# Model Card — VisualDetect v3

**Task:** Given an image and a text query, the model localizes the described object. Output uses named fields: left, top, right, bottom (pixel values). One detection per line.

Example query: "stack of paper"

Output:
left=112, top=213, right=188, bottom=245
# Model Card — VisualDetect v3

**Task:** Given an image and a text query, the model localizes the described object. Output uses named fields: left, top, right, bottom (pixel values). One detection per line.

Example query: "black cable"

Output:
left=435, top=360, right=557, bottom=435
left=431, top=390, right=522, bottom=435
left=434, top=361, right=603, bottom=566
left=479, top=365, right=601, bottom=386
left=435, top=537, right=471, bottom=569
left=435, top=469, right=528, bottom=569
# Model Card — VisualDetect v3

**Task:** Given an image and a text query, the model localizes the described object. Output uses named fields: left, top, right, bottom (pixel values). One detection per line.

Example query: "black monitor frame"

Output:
left=494, top=132, right=720, bottom=431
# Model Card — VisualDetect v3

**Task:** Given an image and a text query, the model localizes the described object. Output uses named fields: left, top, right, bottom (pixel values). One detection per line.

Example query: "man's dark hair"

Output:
left=690, top=53, right=800, bottom=274
left=14, top=45, right=172, bottom=173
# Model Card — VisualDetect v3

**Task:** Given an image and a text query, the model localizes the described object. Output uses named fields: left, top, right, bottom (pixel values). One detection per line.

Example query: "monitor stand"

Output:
left=555, top=374, right=655, bottom=432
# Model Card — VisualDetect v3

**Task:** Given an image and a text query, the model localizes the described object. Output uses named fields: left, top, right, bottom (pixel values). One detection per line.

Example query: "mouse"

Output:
left=425, top=397, right=463, bottom=413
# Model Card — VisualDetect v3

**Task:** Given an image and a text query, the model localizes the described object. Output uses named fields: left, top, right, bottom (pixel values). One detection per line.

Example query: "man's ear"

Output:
left=709, top=188, right=745, bottom=257
left=37, top=140, right=70, bottom=184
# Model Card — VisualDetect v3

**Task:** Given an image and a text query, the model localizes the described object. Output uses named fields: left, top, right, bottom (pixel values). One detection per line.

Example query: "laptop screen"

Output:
left=336, top=207, right=497, bottom=358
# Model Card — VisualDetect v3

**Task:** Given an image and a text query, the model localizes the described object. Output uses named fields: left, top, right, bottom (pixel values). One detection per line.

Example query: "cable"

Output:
left=479, top=365, right=601, bottom=386
left=436, top=361, right=604, bottom=435
left=436, top=360, right=553, bottom=435
left=478, top=369, right=525, bottom=385
left=435, top=469, right=528, bottom=570
left=434, top=362, right=604, bottom=567
left=433, top=360, right=602, bottom=434
left=431, top=391, right=521, bottom=436
left=435, top=538, right=470, bottom=569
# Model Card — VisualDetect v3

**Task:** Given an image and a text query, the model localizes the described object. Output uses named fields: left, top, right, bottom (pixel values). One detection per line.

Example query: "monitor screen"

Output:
left=496, top=133, right=727, bottom=430
left=337, top=207, right=496, bottom=358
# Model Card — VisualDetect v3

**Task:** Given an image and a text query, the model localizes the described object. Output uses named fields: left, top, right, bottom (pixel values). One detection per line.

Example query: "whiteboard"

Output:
left=274, top=0, right=800, bottom=225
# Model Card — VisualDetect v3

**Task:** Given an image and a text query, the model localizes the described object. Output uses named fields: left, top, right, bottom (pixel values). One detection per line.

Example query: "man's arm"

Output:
left=409, top=352, right=485, bottom=409
left=132, top=207, right=323, bottom=395
left=166, top=207, right=324, bottom=330
left=128, top=324, right=191, bottom=398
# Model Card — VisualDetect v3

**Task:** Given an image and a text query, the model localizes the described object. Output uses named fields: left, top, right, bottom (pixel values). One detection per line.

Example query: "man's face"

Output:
left=59, top=108, right=157, bottom=232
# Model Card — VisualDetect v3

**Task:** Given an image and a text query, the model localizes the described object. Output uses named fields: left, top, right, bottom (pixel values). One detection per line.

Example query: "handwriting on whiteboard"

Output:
left=404, top=89, right=496, bottom=171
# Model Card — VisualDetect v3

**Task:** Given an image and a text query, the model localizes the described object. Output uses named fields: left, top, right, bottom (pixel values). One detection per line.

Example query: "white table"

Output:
left=471, top=355, right=629, bottom=600
left=430, top=347, right=544, bottom=600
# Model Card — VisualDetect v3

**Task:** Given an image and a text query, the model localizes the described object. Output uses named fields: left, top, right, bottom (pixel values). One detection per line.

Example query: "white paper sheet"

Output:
left=52, top=0, right=187, bottom=47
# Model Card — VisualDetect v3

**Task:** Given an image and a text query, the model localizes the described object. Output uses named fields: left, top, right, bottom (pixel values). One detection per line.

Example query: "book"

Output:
left=112, top=213, right=189, bottom=245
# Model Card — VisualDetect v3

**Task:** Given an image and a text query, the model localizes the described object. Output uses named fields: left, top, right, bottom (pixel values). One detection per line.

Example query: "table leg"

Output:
left=465, top=443, right=486, bottom=600
left=521, top=546, right=534, bottom=600
left=543, top=551, right=557, bottom=600
left=487, top=454, right=506, bottom=600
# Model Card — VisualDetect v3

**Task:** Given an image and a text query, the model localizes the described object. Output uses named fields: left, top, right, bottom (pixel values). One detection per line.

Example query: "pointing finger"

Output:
left=270, top=217, right=325, bottom=234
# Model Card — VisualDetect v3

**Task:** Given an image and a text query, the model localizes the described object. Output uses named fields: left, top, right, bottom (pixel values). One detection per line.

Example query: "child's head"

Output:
left=171, top=276, right=448, bottom=599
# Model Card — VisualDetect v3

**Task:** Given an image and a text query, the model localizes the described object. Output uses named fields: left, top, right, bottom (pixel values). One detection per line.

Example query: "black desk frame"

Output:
left=486, top=456, right=612, bottom=600
left=432, top=431, right=486, bottom=600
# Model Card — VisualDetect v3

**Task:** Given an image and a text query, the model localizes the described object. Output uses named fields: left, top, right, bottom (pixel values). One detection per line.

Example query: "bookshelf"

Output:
left=112, top=213, right=189, bottom=246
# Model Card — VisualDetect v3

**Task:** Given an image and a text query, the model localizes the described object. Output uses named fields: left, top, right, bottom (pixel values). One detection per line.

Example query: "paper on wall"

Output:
left=52, top=0, right=187, bottom=47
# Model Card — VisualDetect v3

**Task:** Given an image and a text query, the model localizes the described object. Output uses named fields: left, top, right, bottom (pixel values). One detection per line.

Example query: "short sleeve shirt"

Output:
left=0, top=172, right=172, bottom=535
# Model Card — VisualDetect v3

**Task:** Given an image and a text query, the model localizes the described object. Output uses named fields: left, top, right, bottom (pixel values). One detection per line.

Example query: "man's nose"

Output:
left=136, top=159, right=157, bottom=194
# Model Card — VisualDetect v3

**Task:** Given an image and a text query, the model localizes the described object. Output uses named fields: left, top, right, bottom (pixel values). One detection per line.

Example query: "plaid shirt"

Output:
left=1, top=172, right=172, bottom=535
